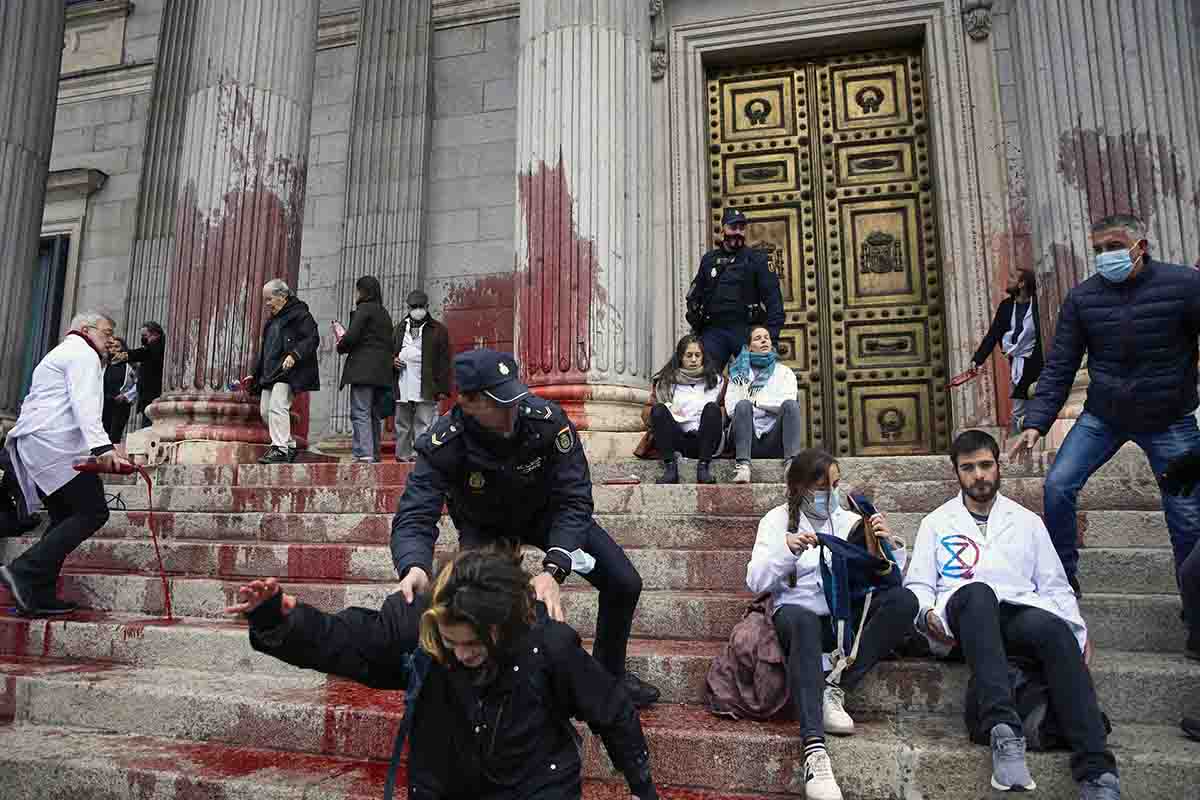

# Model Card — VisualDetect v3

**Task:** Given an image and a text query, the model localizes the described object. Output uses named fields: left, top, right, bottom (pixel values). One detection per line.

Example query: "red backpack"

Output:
left=705, top=593, right=790, bottom=720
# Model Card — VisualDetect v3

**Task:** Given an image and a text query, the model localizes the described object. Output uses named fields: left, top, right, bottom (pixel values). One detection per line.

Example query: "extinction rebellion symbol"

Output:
left=938, top=534, right=980, bottom=579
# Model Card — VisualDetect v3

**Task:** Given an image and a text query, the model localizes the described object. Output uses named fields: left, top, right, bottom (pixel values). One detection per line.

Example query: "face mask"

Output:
left=803, top=488, right=840, bottom=521
left=1095, top=244, right=1140, bottom=283
left=409, top=307, right=427, bottom=321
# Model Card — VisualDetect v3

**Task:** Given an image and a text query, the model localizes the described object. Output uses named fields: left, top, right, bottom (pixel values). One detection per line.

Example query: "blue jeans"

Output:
left=1044, top=411, right=1200, bottom=589
left=349, top=385, right=384, bottom=461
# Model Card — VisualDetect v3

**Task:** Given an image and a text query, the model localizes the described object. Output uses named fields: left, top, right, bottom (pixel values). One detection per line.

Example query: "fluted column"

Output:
left=0, top=4, right=66, bottom=438
left=323, top=0, right=434, bottom=453
left=145, top=0, right=319, bottom=463
left=514, top=0, right=653, bottom=432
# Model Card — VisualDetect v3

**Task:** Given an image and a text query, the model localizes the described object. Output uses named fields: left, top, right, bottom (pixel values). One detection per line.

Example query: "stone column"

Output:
left=144, top=0, right=319, bottom=463
left=0, top=4, right=66, bottom=438
left=321, top=0, right=434, bottom=457
left=514, top=0, right=653, bottom=447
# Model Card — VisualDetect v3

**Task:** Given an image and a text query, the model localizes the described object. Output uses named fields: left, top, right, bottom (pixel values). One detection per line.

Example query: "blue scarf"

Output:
left=729, top=347, right=777, bottom=391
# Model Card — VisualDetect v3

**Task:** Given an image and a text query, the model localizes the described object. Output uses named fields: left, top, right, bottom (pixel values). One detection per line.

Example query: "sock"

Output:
left=804, top=738, right=826, bottom=760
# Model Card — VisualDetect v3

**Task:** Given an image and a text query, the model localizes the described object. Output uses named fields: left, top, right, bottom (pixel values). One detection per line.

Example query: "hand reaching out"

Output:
left=224, top=577, right=296, bottom=616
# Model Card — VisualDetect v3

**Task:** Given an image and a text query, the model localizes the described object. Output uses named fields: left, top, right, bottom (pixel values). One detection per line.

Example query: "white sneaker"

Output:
left=732, top=463, right=751, bottom=483
left=803, top=749, right=843, bottom=800
left=822, top=684, right=855, bottom=735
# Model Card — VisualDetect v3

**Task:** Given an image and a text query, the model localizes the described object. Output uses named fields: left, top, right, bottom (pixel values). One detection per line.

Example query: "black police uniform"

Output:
left=686, top=208, right=785, bottom=370
left=390, top=351, right=648, bottom=689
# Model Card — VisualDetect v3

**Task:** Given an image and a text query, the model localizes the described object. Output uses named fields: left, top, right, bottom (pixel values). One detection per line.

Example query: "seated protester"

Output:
left=227, top=547, right=659, bottom=800
left=649, top=334, right=725, bottom=485
left=725, top=325, right=801, bottom=484
left=905, top=430, right=1118, bottom=799
left=746, top=448, right=918, bottom=800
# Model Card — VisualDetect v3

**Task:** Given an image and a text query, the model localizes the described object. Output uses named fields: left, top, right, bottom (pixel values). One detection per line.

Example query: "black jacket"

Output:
left=123, top=337, right=164, bottom=412
left=391, top=397, right=592, bottom=581
left=393, top=314, right=452, bottom=401
left=686, top=245, right=785, bottom=341
left=1024, top=259, right=1200, bottom=435
left=338, top=276, right=395, bottom=388
left=246, top=592, right=654, bottom=800
left=254, top=297, right=321, bottom=393
left=972, top=295, right=1044, bottom=400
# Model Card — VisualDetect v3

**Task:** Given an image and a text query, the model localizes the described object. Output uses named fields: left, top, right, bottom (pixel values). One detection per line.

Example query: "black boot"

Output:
left=657, top=458, right=680, bottom=484
left=696, top=460, right=716, bottom=484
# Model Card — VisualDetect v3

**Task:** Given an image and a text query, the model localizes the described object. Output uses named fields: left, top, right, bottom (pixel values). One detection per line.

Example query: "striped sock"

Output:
left=804, top=738, right=827, bottom=759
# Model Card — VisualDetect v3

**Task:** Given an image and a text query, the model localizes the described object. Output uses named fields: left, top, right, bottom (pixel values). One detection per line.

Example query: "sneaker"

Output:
left=822, top=684, right=855, bottom=735
left=657, top=459, right=680, bottom=485
left=803, top=749, right=843, bottom=800
left=621, top=672, right=661, bottom=709
left=258, top=447, right=290, bottom=465
left=31, top=597, right=79, bottom=616
left=696, top=460, right=716, bottom=485
left=1079, top=772, right=1120, bottom=800
left=287, top=447, right=298, bottom=463
left=0, top=565, right=35, bottom=616
left=990, top=723, right=1036, bottom=791
left=732, top=462, right=751, bottom=484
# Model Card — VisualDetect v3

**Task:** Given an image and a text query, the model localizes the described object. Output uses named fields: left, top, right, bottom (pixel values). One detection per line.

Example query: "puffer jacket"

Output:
left=1024, top=259, right=1200, bottom=435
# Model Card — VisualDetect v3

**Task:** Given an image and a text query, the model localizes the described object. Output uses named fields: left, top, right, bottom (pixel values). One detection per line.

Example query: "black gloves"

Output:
left=1160, top=450, right=1200, bottom=497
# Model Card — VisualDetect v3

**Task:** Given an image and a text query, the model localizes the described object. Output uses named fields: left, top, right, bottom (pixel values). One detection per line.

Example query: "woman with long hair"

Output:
left=745, top=449, right=919, bottom=800
left=229, top=547, right=659, bottom=800
left=724, top=324, right=802, bottom=483
left=648, top=334, right=725, bottom=484
left=971, top=268, right=1043, bottom=433
left=337, top=275, right=395, bottom=462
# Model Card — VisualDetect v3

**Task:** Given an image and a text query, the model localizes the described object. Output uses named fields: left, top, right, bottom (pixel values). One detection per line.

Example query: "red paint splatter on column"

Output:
left=441, top=274, right=516, bottom=356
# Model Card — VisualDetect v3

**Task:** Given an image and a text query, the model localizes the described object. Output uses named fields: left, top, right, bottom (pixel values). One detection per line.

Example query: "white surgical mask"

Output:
left=410, top=307, right=427, bottom=321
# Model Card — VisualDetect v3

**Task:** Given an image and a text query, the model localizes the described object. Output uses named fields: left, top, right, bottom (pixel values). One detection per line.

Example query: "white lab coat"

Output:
left=5, top=333, right=111, bottom=511
left=395, top=318, right=424, bottom=403
left=746, top=503, right=860, bottom=617
left=904, top=492, right=1087, bottom=651
left=659, top=377, right=724, bottom=433
left=725, top=364, right=798, bottom=437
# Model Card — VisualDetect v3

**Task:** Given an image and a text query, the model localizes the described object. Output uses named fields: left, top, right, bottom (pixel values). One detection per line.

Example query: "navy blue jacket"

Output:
left=687, top=245, right=785, bottom=341
left=1024, top=259, right=1200, bottom=435
left=390, top=397, right=594, bottom=579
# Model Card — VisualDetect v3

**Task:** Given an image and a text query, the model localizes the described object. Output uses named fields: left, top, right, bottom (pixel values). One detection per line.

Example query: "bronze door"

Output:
left=706, top=49, right=950, bottom=456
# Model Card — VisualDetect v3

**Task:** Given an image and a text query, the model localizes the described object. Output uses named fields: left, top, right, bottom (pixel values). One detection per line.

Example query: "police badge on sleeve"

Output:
left=555, top=426, right=574, bottom=454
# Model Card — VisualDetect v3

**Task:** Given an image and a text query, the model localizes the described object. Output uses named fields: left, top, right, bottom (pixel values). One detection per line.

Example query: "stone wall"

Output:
left=423, top=16, right=520, bottom=356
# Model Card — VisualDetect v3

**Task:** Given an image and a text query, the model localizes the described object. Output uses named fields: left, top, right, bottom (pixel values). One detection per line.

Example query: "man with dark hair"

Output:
left=1011, top=214, right=1200, bottom=607
left=389, top=349, right=660, bottom=708
left=686, top=207, right=785, bottom=370
left=908, top=430, right=1118, bottom=799
left=112, top=320, right=164, bottom=428
left=970, top=269, right=1043, bottom=433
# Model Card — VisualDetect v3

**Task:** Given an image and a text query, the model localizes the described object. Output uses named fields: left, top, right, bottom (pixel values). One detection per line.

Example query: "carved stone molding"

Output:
left=962, top=0, right=994, bottom=41
left=650, top=0, right=667, bottom=80
left=62, top=0, right=133, bottom=75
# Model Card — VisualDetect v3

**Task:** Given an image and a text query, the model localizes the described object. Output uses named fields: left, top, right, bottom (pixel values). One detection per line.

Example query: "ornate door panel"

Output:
left=707, top=50, right=949, bottom=456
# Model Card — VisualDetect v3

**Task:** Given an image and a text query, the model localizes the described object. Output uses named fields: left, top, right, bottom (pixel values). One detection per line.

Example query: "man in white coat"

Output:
left=905, top=430, right=1118, bottom=800
left=1, top=311, right=128, bottom=616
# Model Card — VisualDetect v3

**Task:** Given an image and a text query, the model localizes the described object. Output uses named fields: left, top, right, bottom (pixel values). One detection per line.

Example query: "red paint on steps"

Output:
left=0, top=613, right=28, bottom=726
left=287, top=544, right=354, bottom=582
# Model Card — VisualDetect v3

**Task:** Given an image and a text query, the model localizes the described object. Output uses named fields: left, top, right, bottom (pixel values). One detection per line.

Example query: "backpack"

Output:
left=705, top=593, right=791, bottom=720
left=963, top=657, right=1112, bottom=751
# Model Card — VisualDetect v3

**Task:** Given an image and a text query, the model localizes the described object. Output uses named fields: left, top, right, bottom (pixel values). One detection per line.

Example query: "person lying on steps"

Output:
left=227, top=547, right=658, bottom=800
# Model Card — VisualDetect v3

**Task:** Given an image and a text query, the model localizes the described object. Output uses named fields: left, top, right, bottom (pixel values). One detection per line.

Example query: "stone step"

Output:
left=1, top=611, right=1194, bottom=724
left=108, top=475, right=1164, bottom=515
left=2, top=575, right=1186, bottom=652
left=0, top=536, right=1178, bottom=595
left=99, top=508, right=1173, bottom=550
left=106, top=446, right=1157, bottom=488
left=0, top=723, right=786, bottom=800
left=0, top=664, right=1193, bottom=798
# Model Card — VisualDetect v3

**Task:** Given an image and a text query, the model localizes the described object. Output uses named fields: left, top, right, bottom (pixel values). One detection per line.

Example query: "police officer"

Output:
left=390, top=349, right=661, bottom=707
left=686, top=207, right=785, bottom=371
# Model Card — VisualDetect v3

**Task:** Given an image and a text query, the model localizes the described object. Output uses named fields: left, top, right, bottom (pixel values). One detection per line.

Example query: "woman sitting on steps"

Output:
left=725, top=325, right=802, bottom=483
left=647, top=334, right=726, bottom=484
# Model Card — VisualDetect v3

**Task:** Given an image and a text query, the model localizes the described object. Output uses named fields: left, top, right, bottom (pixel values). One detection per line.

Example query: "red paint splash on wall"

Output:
left=517, top=156, right=608, bottom=386
left=165, top=82, right=308, bottom=392
left=441, top=274, right=516, bottom=356
left=1041, top=242, right=1088, bottom=353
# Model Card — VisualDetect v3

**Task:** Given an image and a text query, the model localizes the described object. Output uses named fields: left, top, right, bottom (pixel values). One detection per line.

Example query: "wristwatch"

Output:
left=542, top=561, right=569, bottom=585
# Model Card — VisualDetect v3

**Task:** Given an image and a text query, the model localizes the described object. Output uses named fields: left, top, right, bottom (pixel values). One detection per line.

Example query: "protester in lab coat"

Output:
left=1, top=311, right=129, bottom=617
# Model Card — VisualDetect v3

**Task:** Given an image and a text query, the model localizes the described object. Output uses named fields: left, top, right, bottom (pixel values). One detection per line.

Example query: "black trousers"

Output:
left=649, top=402, right=722, bottom=461
left=8, top=471, right=109, bottom=601
left=103, top=398, right=132, bottom=444
left=466, top=520, right=642, bottom=680
left=773, top=586, right=919, bottom=739
left=946, top=582, right=1116, bottom=781
left=1181, top=539, right=1200, bottom=652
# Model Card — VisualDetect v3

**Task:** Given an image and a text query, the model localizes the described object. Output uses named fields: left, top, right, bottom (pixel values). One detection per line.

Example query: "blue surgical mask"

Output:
left=805, top=488, right=840, bottom=521
left=1095, top=244, right=1140, bottom=283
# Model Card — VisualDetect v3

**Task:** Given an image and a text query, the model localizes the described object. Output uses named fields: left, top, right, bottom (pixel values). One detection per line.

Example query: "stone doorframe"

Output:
left=662, top=0, right=1010, bottom=436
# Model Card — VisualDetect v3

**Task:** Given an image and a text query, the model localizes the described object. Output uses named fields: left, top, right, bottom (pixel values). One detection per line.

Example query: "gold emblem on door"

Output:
left=707, top=49, right=949, bottom=456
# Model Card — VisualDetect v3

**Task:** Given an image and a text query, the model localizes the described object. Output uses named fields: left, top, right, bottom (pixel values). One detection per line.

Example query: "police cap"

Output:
left=454, top=349, right=530, bottom=405
left=721, top=208, right=748, bottom=226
